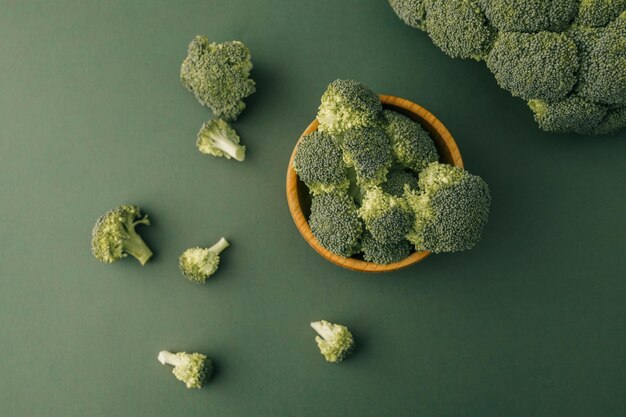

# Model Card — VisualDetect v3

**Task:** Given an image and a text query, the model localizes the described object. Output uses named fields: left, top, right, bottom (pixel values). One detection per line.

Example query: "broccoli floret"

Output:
left=342, top=127, right=393, bottom=187
left=481, top=0, right=579, bottom=32
left=576, top=0, right=626, bottom=27
left=423, top=0, right=495, bottom=60
left=388, top=0, right=428, bottom=29
left=179, top=238, right=230, bottom=284
left=310, top=320, right=355, bottom=363
left=594, top=106, right=626, bottom=134
left=317, top=79, right=384, bottom=135
left=180, top=36, right=255, bottom=121
left=381, top=169, right=419, bottom=197
left=196, top=119, right=246, bottom=162
left=358, top=187, right=414, bottom=244
left=405, top=163, right=491, bottom=253
left=91, top=205, right=153, bottom=265
left=486, top=31, right=579, bottom=102
left=309, top=192, right=363, bottom=257
left=361, top=231, right=413, bottom=265
left=157, top=350, right=213, bottom=389
left=383, top=110, right=439, bottom=171
left=528, top=96, right=608, bottom=134
left=293, top=131, right=349, bottom=195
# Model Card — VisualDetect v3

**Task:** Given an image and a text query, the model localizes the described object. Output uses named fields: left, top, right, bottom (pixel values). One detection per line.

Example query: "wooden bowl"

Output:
left=286, top=95, right=464, bottom=273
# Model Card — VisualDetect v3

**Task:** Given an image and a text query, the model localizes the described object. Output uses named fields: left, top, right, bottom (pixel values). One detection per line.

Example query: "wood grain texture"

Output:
left=286, top=95, right=464, bottom=273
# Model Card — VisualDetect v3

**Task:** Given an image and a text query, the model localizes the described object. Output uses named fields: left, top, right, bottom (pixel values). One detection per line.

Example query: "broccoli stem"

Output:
left=213, top=134, right=245, bottom=162
left=124, top=229, right=153, bottom=266
left=209, top=237, right=230, bottom=254
left=310, top=321, right=332, bottom=341
left=157, top=350, right=181, bottom=367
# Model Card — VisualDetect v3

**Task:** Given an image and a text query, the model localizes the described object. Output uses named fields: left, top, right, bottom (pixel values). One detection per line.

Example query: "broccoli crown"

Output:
left=342, top=127, right=393, bottom=187
left=179, top=238, right=229, bottom=284
left=388, top=0, right=428, bottom=29
left=317, top=79, right=384, bottom=135
left=424, top=0, right=495, bottom=60
left=528, top=96, right=608, bottom=134
left=576, top=0, right=626, bottom=27
left=180, top=36, right=255, bottom=121
left=384, top=110, right=439, bottom=171
left=91, top=205, right=153, bottom=265
left=358, top=187, right=414, bottom=243
left=594, top=105, right=626, bottom=134
left=293, top=131, right=349, bottom=195
left=309, top=192, right=363, bottom=257
left=486, top=31, right=579, bottom=102
left=158, top=351, right=213, bottom=389
left=196, top=119, right=246, bottom=162
left=380, top=169, right=419, bottom=197
left=405, top=163, right=491, bottom=253
left=310, top=320, right=355, bottom=363
left=481, top=0, right=579, bottom=32
left=361, top=231, right=413, bottom=265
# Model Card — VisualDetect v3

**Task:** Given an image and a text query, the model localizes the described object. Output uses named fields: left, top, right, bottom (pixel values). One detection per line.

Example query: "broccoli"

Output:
left=180, top=35, right=255, bottom=121
left=317, top=79, right=384, bottom=135
left=358, top=187, right=414, bottom=244
left=576, top=0, right=626, bottom=27
left=293, top=131, right=349, bottom=195
left=309, top=192, right=363, bottom=257
left=480, top=0, right=579, bottom=32
left=528, top=96, right=608, bottom=134
left=157, top=350, right=213, bottom=389
left=310, top=320, right=355, bottom=363
left=405, top=162, right=491, bottom=253
left=342, top=127, right=393, bottom=187
left=361, top=231, right=413, bottom=265
left=594, top=106, right=626, bottom=134
left=383, top=110, right=438, bottom=171
left=91, top=205, right=153, bottom=265
left=388, top=0, right=428, bottom=29
left=179, top=238, right=229, bottom=284
left=424, top=0, right=495, bottom=60
left=381, top=169, right=419, bottom=197
left=196, top=119, right=246, bottom=162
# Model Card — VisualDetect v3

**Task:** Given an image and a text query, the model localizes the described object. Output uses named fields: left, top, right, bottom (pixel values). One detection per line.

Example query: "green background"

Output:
left=1, top=1, right=625, bottom=416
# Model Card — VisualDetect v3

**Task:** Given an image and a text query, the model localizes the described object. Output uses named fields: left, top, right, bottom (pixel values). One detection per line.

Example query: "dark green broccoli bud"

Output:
left=528, top=96, right=608, bottom=134
left=388, top=0, right=428, bottom=29
left=180, top=36, right=255, bottom=121
left=309, top=192, right=363, bottom=257
left=358, top=187, right=414, bottom=244
left=179, top=238, right=229, bottom=284
left=196, top=119, right=245, bottom=162
left=158, top=351, right=213, bottom=389
left=383, top=110, right=439, bottom=171
left=361, top=231, right=413, bottom=265
left=91, top=205, right=153, bottom=265
left=342, top=127, right=393, bottom=187
left=576, top=0, right=626, bottom=27
left=293, top=131, right=349, bottom=195
left=317, top=79, right=384, bottom=135
left=381, top=169, right=419, bottom=197
left=486, top=31, right=579, bottom=102
left=310, top=320, right=355, bottom=363
left=405, top=163, right=491, bottom=253
left=423, top=0, right=495, bottom=60
left=594, top=106, right=626, bottom=134
left=577, top=12, right=626, bottom=106
left=480, top=0, right=579, bottom=32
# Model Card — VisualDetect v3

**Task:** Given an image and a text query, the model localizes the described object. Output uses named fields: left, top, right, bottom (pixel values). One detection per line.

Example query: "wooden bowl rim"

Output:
left=286, top=94, right=464, bottom=273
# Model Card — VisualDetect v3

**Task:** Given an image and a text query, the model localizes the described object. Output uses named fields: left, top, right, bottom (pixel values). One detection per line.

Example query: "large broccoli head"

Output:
left=181, top=36, right=256, bottom=121
left=293, top=131, right=349, bottom=195
left=308, top=192, right=363, bottom=257
left=388, top=1, right=626, bottom=135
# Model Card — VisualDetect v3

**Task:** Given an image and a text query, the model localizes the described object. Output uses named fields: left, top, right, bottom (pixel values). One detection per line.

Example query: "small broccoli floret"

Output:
left=309, top=192, right=363, bottom=257
left=383, top=110, right=439, bottom=171
left=576, top=0, right=626, bottom=27
left=179, top=238, right=229, bottom=284
left=381, top=169, right=420, bottom=197
left=157, top=350, right=213, bottom=389
left=423, top=0, right=495, bottom=60
left=528, top=96, right=608, bottom=134
left=317, top=80, right=384, bottom=135
left=388, top=0, right=428, bottom=29
left=91, top=205, right=153, bottom=265
left=481, top=0, right=579, bottom=32
left=293, top=131, right=349, bottom=195
left=405, top=163, right=491, bottom=253
left=180, top=36, right=255, bottom=121
left=358, top=187, right=414, bottom=244
left=196, top=119, right=246, bottom=162
left=310, top=320, right=355, bottom=363
left=486, top=31, right=579, bottom=102
left=361, top=231, right=413, bottom=265
left=342, top=127, right=393, bottom=187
